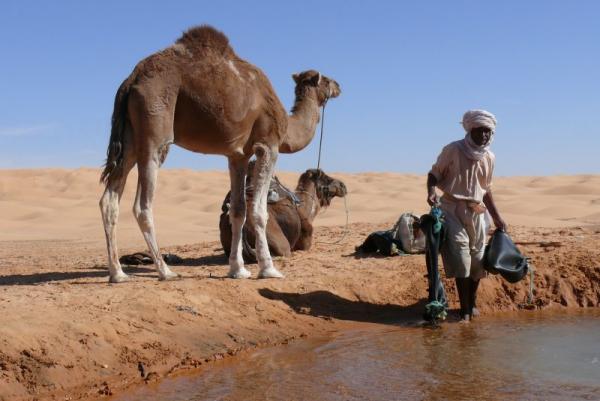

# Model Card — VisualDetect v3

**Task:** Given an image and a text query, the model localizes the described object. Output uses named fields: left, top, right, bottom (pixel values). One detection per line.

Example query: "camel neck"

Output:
left=279, top=92, right=321, bottom=154
left=295, top=182, right=320, bottom=222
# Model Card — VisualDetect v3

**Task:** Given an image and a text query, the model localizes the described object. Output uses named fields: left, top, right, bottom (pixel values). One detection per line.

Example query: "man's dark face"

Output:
left=470, top=126, right=493, bottom=146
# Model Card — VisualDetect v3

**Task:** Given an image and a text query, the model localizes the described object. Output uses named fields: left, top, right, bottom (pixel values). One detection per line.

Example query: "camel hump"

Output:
left=176, top=25, right=235, bottom=57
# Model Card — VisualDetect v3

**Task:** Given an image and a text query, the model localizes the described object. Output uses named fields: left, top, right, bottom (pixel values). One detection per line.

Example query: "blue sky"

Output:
left=1, top=0, right=598, bottom=175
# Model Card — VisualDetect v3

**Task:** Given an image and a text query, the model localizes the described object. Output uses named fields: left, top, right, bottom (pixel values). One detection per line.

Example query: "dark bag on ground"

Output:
left=484, top=229, right=528, bottom=283
left=355, top=213, right=425, bottom=256
left=356, top=231, right=404, bottom=256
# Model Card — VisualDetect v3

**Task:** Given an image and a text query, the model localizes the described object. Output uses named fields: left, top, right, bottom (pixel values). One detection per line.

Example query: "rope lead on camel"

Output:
left=315, top=195, right=350, bottom=246
left=316, top=103, right=326, bottom=171
left=313, top=98, right=350, bottom=246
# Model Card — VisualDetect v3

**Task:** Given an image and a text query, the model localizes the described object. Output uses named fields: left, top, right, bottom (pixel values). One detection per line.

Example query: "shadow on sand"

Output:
left=0, top=266, right=155, bottom=286
left=258, top=288, right=426, bottom=324
left=343, top=251, right=399, bottom=260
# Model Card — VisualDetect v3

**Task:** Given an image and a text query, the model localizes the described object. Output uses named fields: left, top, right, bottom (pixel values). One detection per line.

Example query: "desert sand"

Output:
left=0, top=169, right=599, bottom=400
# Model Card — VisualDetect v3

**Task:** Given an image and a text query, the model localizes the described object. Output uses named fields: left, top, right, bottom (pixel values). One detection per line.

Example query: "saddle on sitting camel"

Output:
left=221, top=176, right=300, bottom=214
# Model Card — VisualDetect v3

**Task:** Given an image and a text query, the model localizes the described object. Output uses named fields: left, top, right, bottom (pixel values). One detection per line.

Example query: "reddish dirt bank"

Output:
left=0, top=224, right=598, bottom=401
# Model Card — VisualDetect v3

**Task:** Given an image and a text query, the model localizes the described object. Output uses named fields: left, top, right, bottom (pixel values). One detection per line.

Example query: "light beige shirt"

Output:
left=429, top=140, right=495, bottom=203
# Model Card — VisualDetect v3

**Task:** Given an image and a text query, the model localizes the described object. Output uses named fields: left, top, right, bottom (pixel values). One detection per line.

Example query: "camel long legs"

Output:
left=99, top=149, right=136, bottom=283
left=133, top=155, right=179, bottom=281
left=227, top=156, right=251, bottom=278
left=250, top=144, right=284, bottom=278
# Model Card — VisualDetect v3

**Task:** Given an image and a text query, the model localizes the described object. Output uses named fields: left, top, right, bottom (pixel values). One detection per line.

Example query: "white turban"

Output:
left=462, top=109, right=497, bottom=133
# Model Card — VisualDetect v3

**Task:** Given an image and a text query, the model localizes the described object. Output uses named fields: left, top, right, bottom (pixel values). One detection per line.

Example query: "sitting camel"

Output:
left=219, top=168, right=347, bottom=261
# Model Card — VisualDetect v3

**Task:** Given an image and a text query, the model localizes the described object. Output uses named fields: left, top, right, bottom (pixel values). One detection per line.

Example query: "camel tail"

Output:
left=100, top=78, right=132, bottom=185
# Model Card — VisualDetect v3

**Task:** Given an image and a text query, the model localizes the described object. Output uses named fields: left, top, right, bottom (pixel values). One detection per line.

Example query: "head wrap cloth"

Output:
left=457, top=109, right=497, bottom=161
left=462, top=109, right=497, bottom=133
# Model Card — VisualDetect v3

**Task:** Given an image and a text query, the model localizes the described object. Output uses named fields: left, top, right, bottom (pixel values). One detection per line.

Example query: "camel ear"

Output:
left=309, top=72, right=321, bottom=86
left=292, top=73, right=301, bottom=84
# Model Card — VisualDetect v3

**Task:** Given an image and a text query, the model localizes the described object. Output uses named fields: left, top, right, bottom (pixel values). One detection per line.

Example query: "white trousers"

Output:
left=440, top=196, right=488, bottom=280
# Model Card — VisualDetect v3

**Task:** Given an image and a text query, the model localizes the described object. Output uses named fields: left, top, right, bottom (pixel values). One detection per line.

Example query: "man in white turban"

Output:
left=426, top=109, right=506, bottom=322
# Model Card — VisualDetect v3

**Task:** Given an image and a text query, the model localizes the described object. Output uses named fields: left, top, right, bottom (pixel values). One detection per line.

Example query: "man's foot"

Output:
left=469, top=279, right=480, bottom=318
left=459, top=313, right=471, bottom=324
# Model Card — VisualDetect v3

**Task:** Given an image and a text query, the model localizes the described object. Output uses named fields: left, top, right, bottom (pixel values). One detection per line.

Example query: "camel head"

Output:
left=292, top=70, right=341, bottom=105
left=298, top=169, right=347, bottom=208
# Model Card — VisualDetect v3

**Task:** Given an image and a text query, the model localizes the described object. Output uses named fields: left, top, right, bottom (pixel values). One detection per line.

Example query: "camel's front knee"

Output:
left=251, top=210, right=268, bottom=231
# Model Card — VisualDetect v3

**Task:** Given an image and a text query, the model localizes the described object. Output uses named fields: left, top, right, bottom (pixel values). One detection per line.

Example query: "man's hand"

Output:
left=426, top=173, right=439, bottom=207
left=493, top=216, right=507, bottom=232
left=483, top=190, right=507, bottom=232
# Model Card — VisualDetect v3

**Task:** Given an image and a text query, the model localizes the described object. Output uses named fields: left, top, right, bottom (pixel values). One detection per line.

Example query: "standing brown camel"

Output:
left=219, top=168, right=347, bottom=260
left=99, top=25, right=340, bottom=283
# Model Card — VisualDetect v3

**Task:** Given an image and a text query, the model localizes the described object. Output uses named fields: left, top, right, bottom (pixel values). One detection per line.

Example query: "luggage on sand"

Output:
left=356, top=231, right=404, bottom=256
left=356, top=213, right=426, bottom=256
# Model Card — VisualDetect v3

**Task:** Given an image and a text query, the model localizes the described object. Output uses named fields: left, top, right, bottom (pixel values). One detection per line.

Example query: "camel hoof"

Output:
left=228, top=268, right=252, bottom=279
left=109, top=273, right=130, bottom=283
left=258, top=267, right=284, bottom=279
left=159, top=271, right=181, bottom=281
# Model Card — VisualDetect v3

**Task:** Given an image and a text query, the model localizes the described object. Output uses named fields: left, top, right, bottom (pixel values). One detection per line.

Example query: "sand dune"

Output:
left=1, top=169, right=599, bottom=246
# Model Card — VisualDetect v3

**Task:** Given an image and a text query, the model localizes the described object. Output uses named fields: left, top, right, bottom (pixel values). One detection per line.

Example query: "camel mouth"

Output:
left=325, top=180, right=347, bottom=201
left=330, top=181, right=347, bottom=197
left=327, top=80, right=341, bottom=99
